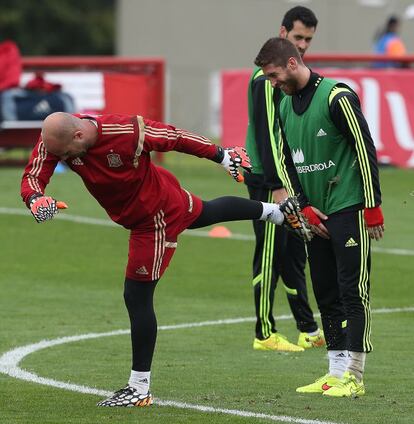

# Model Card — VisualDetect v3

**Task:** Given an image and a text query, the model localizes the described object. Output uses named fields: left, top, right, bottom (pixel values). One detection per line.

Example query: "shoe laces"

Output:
left=111, top=385, right=135, bottom=397
left=307, top=333, right=320, bottom=341
left=338, top=373, right=359, bottom=388
left=315, top=373, right=331, bottom=383
left=274, top=333, right=288, bottom=341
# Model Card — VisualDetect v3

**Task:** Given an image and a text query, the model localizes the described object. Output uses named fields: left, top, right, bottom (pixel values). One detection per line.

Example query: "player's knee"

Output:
left=124, top=278, right=157, bottom=310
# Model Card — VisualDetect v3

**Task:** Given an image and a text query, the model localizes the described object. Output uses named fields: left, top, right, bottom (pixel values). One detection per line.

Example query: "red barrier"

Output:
left=221, top=70, right=250, bottom=148
left=222, top=69, right=414, bottom=168
left=22, top=56, right=165, bottom=122
left=103, top=73, right=149, bottom=115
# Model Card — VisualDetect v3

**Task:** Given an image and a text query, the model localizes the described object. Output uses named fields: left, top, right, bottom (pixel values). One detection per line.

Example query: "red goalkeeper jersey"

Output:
left=21, top=114, right=219, bottom=229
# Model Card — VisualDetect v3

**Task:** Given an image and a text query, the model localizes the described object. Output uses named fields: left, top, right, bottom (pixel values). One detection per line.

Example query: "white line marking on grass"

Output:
left=154, top=401, right=342, bottom=424
left=0, top=207, right=117, bottom=227
left=2, top=207, right=414, bottom=256
left=0, top=327, right=342, bottom=424
left=0, top=335, right=341, bottom=424
left=1, top=308, right=413, bottom=424
left=153, top=306, right=414, bottom=332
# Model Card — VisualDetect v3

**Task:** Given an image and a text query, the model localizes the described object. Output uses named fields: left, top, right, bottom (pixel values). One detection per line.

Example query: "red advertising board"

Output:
left=221, top=69, right=414, bottom=168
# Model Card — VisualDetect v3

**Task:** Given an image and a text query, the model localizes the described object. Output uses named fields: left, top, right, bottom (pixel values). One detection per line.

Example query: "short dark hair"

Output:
left=254, top=37, right=302, bottom=68
left=386, top=15, right=400, bottom=32
left=281, top=6, right=318, bottom=31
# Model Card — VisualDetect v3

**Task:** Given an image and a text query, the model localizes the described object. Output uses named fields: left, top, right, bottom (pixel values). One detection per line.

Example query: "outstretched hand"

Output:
left=30, top=196, right=68, bottom=223
left=220, top=146, right=252, bottom=182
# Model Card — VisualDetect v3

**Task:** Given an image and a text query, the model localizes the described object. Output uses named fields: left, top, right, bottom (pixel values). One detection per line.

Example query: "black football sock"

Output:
left=123, top=278, right=158, bottom=372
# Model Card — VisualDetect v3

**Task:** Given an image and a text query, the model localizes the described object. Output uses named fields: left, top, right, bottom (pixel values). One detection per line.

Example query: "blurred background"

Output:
left=1, top=0, right=414, bottom=167
left=117, top=0, right=414, bottom=136
left=1, top=4, right=413, bottom=422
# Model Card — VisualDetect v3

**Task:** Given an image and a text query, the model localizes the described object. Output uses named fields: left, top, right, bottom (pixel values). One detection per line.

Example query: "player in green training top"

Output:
left=244, top=6, right=325, bottom=352
left=254, top=37, right=385, bottom=397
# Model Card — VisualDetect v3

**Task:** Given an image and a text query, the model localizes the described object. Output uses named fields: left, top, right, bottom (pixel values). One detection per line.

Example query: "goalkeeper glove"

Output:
left=279, top=197, right=313, bottom=242
left=364, top=206, right=384, bottom=227
left=29, top=195, right=59, bottom=223
left=220, top=146, right=252, bottom=182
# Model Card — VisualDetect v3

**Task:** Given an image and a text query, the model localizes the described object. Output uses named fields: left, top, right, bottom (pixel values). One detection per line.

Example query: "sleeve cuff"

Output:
left=26, top=193, right=43, bottom=208
left=211, top=145, right=224, bottom=163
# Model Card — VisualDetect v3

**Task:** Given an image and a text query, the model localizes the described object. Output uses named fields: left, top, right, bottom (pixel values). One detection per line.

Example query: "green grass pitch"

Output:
left=0, top=154, right=413, bottom=423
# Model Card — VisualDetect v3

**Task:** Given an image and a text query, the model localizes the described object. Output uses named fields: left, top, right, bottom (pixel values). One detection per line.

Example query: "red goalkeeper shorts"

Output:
left=126, top=185, right=202, bottom=282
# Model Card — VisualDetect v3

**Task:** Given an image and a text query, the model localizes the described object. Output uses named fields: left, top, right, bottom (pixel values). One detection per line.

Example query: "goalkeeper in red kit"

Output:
left=20, top=112, right=311, bottom=407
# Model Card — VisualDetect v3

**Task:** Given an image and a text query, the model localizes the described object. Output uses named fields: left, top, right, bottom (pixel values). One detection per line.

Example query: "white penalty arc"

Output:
left=1, top=307, right=413, bottom=424
left=1, top=207, right=414, bottom=257
left=0, top=329, right=339, bottom=424
left=0, top=316, right=338, bottom=424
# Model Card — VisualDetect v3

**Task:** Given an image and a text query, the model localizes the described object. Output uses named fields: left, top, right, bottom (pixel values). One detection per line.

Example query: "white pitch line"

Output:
left=154, top=306, right=414, bottom=330
left=1, top=308, right=413, bottom=424
left=1, top=207, right=414, bottom=256
left=154, top=400, right=342, bottom=424
left=0, top=207, right=117, bottom=228
left=0, top=324, right=341, bottom=424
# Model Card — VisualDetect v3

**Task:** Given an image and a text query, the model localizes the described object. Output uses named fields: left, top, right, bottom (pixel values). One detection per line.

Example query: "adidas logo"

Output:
left=136, top=266, right=149, bottom=275
left=34, top=99, right=52, bottom=115
left=345, top=237, right=358, bottom=248
left=71, top=157, right=84, bottom=166
left=317, top=128, right=327, bottom=137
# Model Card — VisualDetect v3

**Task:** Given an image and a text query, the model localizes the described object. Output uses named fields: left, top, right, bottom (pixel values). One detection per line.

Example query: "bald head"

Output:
left=42, top=112, right=79, bottom=153
left=42, top=112, right=97, bottom=160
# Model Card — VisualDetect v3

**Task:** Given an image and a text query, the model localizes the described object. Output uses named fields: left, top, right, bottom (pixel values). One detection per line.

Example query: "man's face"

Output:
left=59, top=138, right=89, bottom=160
left=43, top=133, right=89, bottom=161
left=262, top=61, right=299, bottom=95
left=280, top=20, right=315, bottom=57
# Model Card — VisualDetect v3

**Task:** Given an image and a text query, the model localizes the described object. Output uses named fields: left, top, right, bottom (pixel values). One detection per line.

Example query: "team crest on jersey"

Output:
left=107, top=152, right=123, bottom=167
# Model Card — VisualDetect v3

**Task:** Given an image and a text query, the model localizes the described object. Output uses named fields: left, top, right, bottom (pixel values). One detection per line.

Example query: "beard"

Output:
left=278, top=76, right=300, bottom=95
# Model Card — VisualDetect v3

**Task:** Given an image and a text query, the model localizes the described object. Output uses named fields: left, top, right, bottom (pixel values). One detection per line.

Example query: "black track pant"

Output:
left=248, top=185, right=317, bottom=339
left=307, top=209, right=372, bottom=352
left=124, top=196, right=266, bottom=371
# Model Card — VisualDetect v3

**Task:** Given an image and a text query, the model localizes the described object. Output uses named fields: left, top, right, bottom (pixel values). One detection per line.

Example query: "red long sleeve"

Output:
left=21, top=136, right=59, bottom=206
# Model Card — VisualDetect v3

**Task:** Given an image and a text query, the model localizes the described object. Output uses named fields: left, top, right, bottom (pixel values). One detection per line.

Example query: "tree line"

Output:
left=0, top=0, right=115, bottom=55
